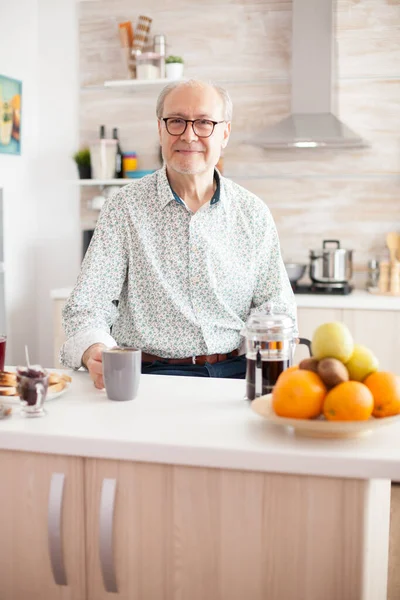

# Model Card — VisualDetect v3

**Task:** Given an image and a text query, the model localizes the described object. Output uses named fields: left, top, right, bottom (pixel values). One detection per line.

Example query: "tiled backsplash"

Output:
left=78, top=0, right=400, bottom=273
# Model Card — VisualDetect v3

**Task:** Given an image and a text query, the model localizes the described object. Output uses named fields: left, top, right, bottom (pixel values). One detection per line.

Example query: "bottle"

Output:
left=366, top=259, right=380, bottom=291
left=153, top=34, right=166, bottom=79
left=112, top=127, right=123, bottom=178
left=99, top=125, right=106, bottom=139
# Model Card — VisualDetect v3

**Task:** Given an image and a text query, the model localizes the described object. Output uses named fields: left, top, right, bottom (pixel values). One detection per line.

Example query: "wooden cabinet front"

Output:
left=85, top=458, right=173, bottom=600
left=85, top=458, right=383, bottom=600
left=0, top=450, right=86, bottom=600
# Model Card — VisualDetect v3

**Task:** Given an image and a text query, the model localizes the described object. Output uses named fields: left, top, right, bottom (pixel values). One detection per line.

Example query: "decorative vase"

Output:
left=165, top=62, right=184, bottom=80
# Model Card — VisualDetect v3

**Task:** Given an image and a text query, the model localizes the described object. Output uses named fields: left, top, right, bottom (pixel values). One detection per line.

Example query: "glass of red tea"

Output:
left=0, top=336, right=6, bottom=371
left=16, top=365, right=49, bottom=417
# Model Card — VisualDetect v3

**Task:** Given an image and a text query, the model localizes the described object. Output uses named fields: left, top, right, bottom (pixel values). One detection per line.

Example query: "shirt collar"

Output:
left=157, top=165, right=221, bottom=210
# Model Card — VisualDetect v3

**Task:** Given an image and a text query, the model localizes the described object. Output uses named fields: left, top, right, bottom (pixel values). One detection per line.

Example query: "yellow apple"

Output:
left=345, top=344, right=379, bottom=382
left=311, top=322, right=354, bottom=363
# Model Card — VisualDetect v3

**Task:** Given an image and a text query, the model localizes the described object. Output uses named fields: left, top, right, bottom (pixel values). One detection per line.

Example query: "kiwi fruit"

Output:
left=317, top=358, right=349, bottom=388
left=299, top=357, right=320, bottom=374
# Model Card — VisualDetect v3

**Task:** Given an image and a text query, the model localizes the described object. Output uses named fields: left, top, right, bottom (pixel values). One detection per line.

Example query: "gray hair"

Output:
left=156, top=78, right=233, bottom=122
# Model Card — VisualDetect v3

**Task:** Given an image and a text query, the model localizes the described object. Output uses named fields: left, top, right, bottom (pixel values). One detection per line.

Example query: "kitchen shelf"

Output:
left=103, top=77, right=179, bottom=89
left=73, top=179, right=131, bottom=186
left=81, top=74, right=400, bottom=93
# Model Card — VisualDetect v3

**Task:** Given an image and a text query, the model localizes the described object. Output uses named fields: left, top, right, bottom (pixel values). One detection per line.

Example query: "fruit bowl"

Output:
left=251, top=394, right=400, bottom=439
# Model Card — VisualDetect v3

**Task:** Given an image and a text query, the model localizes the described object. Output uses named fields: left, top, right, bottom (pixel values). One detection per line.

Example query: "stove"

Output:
left=292, top=282, right=353, bottom=295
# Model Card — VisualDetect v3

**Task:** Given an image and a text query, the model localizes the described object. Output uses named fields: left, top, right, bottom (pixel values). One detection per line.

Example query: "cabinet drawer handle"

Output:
left=99, top=478, right=118, bottom=593
left=48, top=472, right=67, bottom=586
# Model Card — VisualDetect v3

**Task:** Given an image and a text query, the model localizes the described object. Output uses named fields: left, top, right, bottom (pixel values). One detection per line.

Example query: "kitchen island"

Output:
left=1, top=371, right=399, bottom=600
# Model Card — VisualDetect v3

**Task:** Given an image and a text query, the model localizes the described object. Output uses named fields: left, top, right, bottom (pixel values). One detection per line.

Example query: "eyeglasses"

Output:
left=162, top=117, right=225, bottom=138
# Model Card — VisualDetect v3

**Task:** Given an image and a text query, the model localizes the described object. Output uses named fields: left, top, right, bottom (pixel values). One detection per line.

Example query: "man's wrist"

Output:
left=82, top=343, right=107, bottom=369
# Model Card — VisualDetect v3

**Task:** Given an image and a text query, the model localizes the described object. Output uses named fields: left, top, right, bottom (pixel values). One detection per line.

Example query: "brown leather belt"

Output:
left=142, top=349, right=240, bottom=366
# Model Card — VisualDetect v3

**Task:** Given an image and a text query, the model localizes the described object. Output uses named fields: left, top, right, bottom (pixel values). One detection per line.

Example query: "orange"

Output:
left=364, top=371, right=400, bottom=418
left=323, top=381, right=373, bottom=421
left=272, top=369, right=327, bottom=419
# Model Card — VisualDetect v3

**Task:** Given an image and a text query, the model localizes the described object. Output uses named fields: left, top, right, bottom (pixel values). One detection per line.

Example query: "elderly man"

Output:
left=61, top=79, right=296, bottom=388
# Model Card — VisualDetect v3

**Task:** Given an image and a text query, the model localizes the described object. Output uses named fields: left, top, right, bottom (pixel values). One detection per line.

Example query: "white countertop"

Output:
left=295, top=289, right=400, bottom=310
left=51, top=287, right=400, bottom=310
left=2, top=371, right=400, bottom=481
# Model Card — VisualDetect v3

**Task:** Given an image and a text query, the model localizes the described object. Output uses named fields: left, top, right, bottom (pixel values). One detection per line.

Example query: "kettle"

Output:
left=241, top=304, right=311, bottom=401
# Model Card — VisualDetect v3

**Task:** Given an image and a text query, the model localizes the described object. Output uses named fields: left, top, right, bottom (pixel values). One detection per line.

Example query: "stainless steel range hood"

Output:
left=254, top=0, right=366, bottom=149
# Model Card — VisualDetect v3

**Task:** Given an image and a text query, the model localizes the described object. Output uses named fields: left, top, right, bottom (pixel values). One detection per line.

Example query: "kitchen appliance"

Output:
left=241, top=304, right=311, bottom=401
left=291, top=282, right=353, bottom=295
left=284, top=263, right=307, bottom=284
left=252, top=0, right=365, bottom=149
left=309, top=240, right=353, bottom=285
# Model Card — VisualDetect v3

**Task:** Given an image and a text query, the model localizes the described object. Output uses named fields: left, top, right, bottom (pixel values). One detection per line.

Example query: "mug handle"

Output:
left=35, top=382, right=46, bottom=409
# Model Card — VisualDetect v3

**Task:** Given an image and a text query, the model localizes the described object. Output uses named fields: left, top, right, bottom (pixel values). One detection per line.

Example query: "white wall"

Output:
left=0, top=0, right=80, bottom=366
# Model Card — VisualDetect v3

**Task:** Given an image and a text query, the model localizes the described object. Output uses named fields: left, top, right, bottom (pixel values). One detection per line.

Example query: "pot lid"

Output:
left=310, top=239, right=353, bottom=256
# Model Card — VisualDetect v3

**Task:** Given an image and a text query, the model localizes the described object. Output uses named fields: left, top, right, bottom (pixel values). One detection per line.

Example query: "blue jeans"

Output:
left=142, top=354, right=246, bottom=378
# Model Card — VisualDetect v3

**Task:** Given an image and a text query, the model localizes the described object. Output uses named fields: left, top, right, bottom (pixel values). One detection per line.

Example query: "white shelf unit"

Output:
left=103, top=78, right=178, bottom=89
left=82, top=74, right=400, bottom=93
left=73, top=179, right=131, bottom=186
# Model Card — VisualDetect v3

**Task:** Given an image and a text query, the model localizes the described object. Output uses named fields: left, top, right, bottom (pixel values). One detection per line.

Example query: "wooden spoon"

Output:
left=386, top=232, right=399, bottom=264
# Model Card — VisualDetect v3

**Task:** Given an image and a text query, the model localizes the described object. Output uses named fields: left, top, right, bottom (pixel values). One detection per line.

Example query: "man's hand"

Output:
left=82, top=343, right=108, bottom=389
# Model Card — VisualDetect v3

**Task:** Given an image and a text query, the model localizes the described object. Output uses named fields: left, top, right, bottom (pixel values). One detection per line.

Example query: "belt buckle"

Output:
left=192, top=355, right=197, bottom=364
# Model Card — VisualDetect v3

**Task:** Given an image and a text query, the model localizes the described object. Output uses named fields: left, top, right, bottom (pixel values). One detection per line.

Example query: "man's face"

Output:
left=158, top=84, right=231, bottom=175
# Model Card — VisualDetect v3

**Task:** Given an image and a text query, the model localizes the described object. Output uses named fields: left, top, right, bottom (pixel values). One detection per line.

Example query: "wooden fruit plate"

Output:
left=251, top=394, right=400, bottom=439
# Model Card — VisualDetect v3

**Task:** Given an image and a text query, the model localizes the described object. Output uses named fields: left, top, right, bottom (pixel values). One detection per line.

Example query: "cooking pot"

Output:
left=309, top=240, right=353, bottom=284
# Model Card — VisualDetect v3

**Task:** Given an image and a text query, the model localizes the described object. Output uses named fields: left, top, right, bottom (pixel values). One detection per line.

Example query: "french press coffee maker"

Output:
left=241, top=304, right=311, bottom=401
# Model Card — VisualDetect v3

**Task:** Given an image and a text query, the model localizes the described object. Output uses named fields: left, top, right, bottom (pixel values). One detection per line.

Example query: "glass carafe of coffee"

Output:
left=242, top=304, right=311, bottom=401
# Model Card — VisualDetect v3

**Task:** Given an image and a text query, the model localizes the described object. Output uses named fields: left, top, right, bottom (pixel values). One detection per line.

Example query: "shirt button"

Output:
left=191, top=276, right=199, bottom=285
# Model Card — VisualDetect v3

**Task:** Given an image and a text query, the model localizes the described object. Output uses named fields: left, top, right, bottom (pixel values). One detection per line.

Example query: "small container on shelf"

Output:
left=389, top=262, right=400, bottom=295
left=122, top=152, right=137, bottom=175
left=153, top=35, right=166, bottom=79
left=124, top=169, right=155, bottom=179
left=90, top=139, right=117, bottom=179
left=134, top=52, right=161, bottom=80
left=377, top=261, right=390, bottom=293
left=366, top=259, right=380, bottom=291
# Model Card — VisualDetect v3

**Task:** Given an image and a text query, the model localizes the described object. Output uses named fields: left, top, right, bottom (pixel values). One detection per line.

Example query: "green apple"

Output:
left=345, top=344, right=379, bottom=382
left=311, top=322, right=354, bottom=363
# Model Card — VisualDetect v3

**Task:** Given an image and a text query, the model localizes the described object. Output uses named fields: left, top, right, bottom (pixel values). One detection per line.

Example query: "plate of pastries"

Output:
left=0, top=370, right=72, bottom=401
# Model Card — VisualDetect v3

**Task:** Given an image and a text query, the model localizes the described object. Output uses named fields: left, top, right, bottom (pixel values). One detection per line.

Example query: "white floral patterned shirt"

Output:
left=61, top=166, right=297, bottom=369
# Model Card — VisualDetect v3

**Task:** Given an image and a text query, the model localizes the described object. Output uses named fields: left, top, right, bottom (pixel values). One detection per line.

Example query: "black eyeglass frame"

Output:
left=161, top=117, right=226, bottom=138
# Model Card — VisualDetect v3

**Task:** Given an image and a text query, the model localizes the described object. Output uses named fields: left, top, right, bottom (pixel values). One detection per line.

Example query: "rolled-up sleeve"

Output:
left=251, top=207, right=298, bottom=334
left=60, top=195, right=129, bottom=368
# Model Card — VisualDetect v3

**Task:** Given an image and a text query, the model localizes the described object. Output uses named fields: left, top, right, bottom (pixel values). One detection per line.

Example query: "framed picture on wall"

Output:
left=0, top=75, right=22, bottom=155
